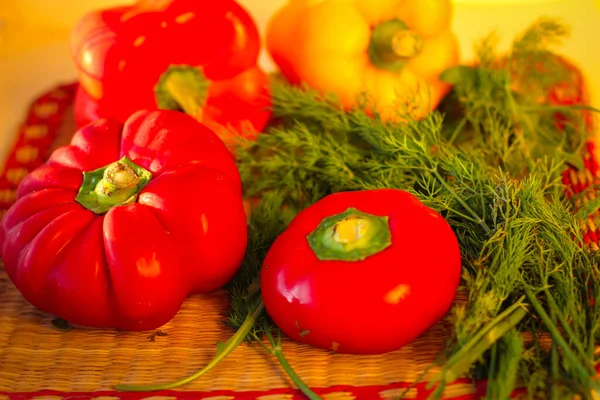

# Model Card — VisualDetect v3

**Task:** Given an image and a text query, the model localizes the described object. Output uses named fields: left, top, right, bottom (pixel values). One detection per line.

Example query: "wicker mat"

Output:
left=0, top=83, right=596, bottom=399
left=0, top=267, right=481, bottom=398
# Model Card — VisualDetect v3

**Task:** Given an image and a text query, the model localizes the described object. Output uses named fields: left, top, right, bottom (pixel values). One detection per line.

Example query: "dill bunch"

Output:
left=232, top=17, right=600, bottom=399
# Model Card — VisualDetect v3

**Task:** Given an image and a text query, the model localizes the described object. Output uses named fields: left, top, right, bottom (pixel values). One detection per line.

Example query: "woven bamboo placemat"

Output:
left=0, top=266, right=481, bottom=399
left=0, top=82, right=596, bottom=400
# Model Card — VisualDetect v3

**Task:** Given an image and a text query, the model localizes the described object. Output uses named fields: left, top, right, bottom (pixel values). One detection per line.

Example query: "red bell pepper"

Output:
left=260, top=189, right=462, bottom=354
left=70, top=0, right=271, bottom=144
left=0, top=110, right=248, bottom=330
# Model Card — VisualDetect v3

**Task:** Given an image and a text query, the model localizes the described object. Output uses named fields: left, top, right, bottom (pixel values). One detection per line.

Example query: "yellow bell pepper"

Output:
left=266, top=0, right=460, bottom=120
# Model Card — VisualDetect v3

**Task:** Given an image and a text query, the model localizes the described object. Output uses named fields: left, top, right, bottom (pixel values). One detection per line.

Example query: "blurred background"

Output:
left=0, top=0, right=598, bottom=164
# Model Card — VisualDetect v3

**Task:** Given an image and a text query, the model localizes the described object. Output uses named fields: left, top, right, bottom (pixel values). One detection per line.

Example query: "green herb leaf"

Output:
left=439, top=65, right=479, bottom=86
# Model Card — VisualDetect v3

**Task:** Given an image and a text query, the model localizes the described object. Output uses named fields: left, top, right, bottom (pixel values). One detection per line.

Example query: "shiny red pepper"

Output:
left=260, top=189, right=462, bottom=354
left=0, top=110, right=248, bottom=330
left=70, top=0, right=271, bottom=144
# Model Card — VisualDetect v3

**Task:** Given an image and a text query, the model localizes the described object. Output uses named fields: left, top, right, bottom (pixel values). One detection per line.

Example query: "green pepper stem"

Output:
left=368, top=19, right=423, bottom=73
left=105, top=161, right=138, bottom=187
left=75, top=156, right=152, bottom=215
left=154, top=65, right=211, bottom=120
left=307, top=207, right=392, bottom=262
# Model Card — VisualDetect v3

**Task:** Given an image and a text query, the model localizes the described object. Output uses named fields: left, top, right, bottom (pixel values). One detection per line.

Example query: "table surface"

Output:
left=1, top=0, right=599, bottom=171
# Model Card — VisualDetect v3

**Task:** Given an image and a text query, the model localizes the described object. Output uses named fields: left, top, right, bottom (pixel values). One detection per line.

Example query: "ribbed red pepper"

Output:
left=70, top=0, right=271, bottom=145
left=0, top=110, right=248, bottom=330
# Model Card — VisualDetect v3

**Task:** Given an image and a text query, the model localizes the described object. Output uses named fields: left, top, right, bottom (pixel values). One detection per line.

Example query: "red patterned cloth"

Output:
left=0, top=380, right=498, bottom=400
left=0, top=82, right=77, bottom=220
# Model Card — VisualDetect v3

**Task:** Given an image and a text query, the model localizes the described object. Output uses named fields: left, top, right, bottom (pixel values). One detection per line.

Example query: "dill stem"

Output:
left=432, top=170, right=492, bottom=235
left=524, top=288, right=600, bottom=392
left=427, top=299, right=527, bottom=387
left=444, top=209, right=486, bottom=226
left=263, top=330, right=322, bottom=400
left=115, top=302, right=265, bottom=391
left=485, top=343, right=498, bottom=400
left=505, top=85, right=537, bottom=172
left=589, top=290, right=600, bottom=360
left=427, top=380, right=447, bottom=400
left=551, top=308, right=559, bottom=400
left=398, top=354, right=442, bottom=399
left=447, top=117, right=468, bottom=145
left=521, top=104, right=600, bottom=113
left=550, top=347, right=559, bottom=400
left=544, top=289, right=596, bottom=372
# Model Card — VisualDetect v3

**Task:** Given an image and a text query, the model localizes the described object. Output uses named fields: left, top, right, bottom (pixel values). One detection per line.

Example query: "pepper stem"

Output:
left=307, top=207, right=392, bottom=262
left=368, top=19, right=423, bottom=73
left=75, top=156, right=152, bottom=215
left=154, top=65, right=211, bottom=121
left=392, top=30, right=423, bottom=58
left=105, top=161, right=139, bottom=188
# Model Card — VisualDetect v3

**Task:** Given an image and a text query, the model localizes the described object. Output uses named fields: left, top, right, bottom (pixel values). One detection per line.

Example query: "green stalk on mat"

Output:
left=115, top=302, right=265, bottom=391
left=544, top=288, right=597, bottom=373
left=252, top=329, right=322, bottom=400
left=118, top=17, right=600, bottom=399
left=426, top=300, right=528, bottom=390
left=525, top=288, right=600, bottom=393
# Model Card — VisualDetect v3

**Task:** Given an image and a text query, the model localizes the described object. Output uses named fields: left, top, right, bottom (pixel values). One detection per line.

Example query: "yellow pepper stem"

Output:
left=392, top=30, right=423, bottom=59
left=368, top=18, right=423, bottom=73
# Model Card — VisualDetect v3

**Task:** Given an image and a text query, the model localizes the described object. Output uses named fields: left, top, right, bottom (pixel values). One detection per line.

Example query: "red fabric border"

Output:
left=0, top=82, right=77, bottom=214
left=0, top=379, right=534, bottom=399
left=0, top=381, right=475, bottom=400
